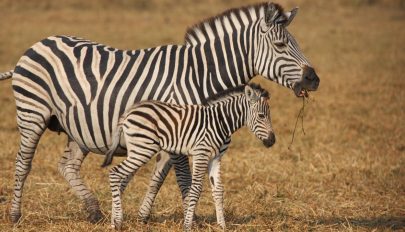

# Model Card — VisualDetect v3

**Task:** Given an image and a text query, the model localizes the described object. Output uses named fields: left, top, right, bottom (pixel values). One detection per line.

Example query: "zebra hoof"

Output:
left=87, top=210, right=103, bottom=223
left=219, top=223, right=226, bottom=230
left=113, top=220, right=122, bottom=231
left=183, top=224, right=192, bottom=232
left=10, top=212, right=22, bottom=224
left=193, top=214, right=198, bottom=222
left=137, top=215, right=149, bottom=224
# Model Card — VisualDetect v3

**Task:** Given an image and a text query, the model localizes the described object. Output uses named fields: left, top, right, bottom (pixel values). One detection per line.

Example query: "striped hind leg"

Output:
left=137, top=151, right=172, bottom=221
left=58, top=138, right=102, bottom=223
left=109, top=141, right=160, bottom=230
left=10, top=112, right=48, bottom=223
left=183, top=153, right=210, bottom=231
left=138, top=151, right=192, bottom=222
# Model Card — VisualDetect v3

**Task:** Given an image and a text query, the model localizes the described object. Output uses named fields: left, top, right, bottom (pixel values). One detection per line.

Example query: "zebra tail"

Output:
left=0, top=70, right=13, bottom=80
left=101, top=125, right=123, bottom=168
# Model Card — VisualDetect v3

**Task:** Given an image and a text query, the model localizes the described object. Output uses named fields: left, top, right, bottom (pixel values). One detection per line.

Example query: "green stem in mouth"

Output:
left=288, top=97, right=307, bottom=150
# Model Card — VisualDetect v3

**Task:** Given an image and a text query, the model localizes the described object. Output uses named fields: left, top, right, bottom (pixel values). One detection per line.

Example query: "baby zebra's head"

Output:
left=245, top=84, right=276, bottom=148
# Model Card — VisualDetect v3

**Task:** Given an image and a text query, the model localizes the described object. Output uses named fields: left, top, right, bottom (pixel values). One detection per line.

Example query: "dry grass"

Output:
left=0, top=0, right=404, bottom=231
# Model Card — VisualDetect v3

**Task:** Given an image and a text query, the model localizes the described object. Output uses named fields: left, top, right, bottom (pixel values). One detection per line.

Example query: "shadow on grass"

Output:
left=131, top=209, right=256, bottom=225
left=132, top=210, right=405, bottom=230
left=312, top=216, right=405, bottom=230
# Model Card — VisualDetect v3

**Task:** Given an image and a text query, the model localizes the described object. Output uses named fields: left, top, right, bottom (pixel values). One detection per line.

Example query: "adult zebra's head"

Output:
left=245, top=84, right=275, bottom=148
left=255, top=3, right=320, bottom=97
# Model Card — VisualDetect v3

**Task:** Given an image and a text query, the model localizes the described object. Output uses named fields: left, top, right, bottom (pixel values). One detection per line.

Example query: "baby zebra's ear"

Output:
left=261, top=90, right=271, bottom=100
left=265, top=3, right=298, bottom=27
left=245, top=85, right=260, bottom=102
left=284, top=7, right=299, bottom=27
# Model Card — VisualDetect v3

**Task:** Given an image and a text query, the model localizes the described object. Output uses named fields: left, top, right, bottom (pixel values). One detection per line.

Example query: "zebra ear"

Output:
left=265, top=3, right=284, bottom=25
left=284, top=7, right=298, bottom=27
left=245, top=85, right=259, bottom=102
left=265, top=3, right=298, bottom=27
left=245, top=85, right=253, bottom=98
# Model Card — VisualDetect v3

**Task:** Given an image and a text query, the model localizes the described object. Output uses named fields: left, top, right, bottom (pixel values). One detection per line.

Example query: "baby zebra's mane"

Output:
left=201, top=83, right=268, bottom=106
left=201, top=85, right=245, bottom=106
left=184, top=2, right=285, bottom=45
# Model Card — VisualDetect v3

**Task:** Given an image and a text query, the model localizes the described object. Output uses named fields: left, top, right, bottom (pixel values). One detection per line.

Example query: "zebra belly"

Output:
left=55, top=103, right=122, bottom=154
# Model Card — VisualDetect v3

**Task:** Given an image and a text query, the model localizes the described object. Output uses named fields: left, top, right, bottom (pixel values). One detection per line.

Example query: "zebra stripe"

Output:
left=103, top=84, right=275, bottom=230
left=3, top=2, right=319, bottom=224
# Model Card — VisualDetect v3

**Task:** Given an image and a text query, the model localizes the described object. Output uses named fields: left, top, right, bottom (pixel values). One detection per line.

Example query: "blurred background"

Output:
left=0, top=0, right=404, bottom=231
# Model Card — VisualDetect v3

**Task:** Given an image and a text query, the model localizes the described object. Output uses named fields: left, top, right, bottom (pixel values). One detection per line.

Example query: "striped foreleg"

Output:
left=183, top=153, right=210, bottom=231
left=208, top=158, right=225, bottom=228
left=208, top=138, right=230, bottom=229
left=58, top=138, right=102, bottom=223
left=171, top=154, right=192, bottom=216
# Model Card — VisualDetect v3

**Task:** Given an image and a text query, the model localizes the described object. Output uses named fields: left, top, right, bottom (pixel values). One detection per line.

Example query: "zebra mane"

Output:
left=184, top=2, right=285, bottom=46
left=201, top=83, right=268, bottom=105
left=248, top=83, right=269, bottom=98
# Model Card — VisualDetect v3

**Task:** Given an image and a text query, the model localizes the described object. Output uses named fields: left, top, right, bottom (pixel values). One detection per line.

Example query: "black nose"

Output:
left=303, top=66, right=320, bottom=90
left=263, top=133, right=276, bottom=148
left=304, top=67, right=316, bottom=81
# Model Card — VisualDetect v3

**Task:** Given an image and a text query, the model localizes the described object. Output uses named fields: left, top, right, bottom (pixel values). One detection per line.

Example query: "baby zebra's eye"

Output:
left=274, top=41, right=286, bottom=49
left=258, top=113, right=266, bottom=118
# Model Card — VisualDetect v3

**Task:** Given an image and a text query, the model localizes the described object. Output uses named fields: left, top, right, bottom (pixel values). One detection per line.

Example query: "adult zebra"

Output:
left=102, top=84, right=275, bottom=230
left=0, top=2, right=319, bottom=224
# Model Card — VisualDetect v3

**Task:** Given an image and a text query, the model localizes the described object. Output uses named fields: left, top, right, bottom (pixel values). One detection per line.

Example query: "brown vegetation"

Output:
left=0, top=0, right=404, bottom=231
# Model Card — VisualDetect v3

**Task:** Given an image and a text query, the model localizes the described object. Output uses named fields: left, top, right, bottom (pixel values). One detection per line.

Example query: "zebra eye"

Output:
left=274, top=42, right=286, bottom=49
left=258, top=113, right=266, bottom=118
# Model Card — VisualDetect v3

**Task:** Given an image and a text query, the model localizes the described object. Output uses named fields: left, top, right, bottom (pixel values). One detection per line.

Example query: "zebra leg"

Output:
left=184, top=154, right=210, bottom=231
left=58, top=139, right=102, bottom=223
left=138, top=152, right=192, bottom=223
left=119, top=172, right=135, bottom=193
left=10, top=114, right=47, bottom=223
left=208, top=157, right=225, bottom=228
left=171, top=155, right=192, bottom=216
left=208, top=138, right=230, bottom=228
left=109, top=144, right=159, bottom=230
left=138, top=151, right=172, bottom=222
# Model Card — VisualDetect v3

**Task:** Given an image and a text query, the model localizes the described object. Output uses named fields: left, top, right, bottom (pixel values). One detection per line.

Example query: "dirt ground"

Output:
left=0, top=0, right=404, bottom=231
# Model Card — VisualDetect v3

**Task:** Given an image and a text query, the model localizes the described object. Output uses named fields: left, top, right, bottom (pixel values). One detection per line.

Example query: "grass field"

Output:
left=0, top=0, right=404, bottom=231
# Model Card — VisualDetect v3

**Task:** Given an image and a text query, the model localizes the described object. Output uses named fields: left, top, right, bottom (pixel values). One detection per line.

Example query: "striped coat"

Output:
left=103, top=84, right=275, bottom=230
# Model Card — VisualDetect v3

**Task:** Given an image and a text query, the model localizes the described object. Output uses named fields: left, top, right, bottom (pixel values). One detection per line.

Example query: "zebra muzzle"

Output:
left=263, top=133, right=276, bottom=148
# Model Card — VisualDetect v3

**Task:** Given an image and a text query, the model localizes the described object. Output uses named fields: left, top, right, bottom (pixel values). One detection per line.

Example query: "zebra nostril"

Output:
left=303, top=66, right=316, bottom=81
left=270, top=133, right=276, bottom=144
left=305, top=74, right=315, bottom=81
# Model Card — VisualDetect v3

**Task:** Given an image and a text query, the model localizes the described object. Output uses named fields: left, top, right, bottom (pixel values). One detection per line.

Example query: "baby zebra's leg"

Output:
left=171, top=154, right=193, bottom=216
left=208, top=138, right=230, bottom=229
left=138, top=152, right=192, bottom=223
left=183, top=153, right=210, bottom=231
left=109, top=138, right=160, bottom=230
left=138, top=151, right=172, bottom=222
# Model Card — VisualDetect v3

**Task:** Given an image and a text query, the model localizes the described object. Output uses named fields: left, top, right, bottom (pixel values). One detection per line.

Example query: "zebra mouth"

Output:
left=298, top=89, right=309, bottom=98
left=293, top=83, right=309, bottom=98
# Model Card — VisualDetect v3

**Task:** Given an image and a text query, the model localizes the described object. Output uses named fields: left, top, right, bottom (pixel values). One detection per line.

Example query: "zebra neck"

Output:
left=210, top=95, right=247, bottom=136
left=191, top=29, right=258, bottom=98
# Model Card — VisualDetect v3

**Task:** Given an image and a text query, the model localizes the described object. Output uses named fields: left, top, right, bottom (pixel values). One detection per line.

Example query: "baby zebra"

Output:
left=102, top=84, right=276, bottom=230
